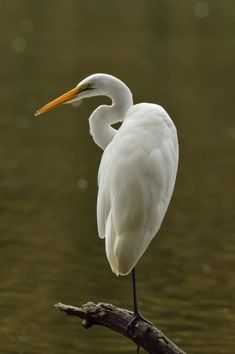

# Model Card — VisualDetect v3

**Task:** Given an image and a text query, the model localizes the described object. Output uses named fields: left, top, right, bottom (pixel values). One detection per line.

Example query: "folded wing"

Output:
left=97, top=103, right=178, bottom=275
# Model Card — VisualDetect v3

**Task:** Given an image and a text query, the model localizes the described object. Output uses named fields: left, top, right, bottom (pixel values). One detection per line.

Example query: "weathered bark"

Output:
left=55, top=302, right=186, bottom=354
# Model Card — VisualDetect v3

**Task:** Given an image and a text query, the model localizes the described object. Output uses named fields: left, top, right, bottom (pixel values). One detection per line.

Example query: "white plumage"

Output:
left=97, top=103, right=178, bottom=275
left=35, top=73, right=179, bottom=326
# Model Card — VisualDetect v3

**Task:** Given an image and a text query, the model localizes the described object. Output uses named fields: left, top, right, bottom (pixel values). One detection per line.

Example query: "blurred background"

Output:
left=0, top=0, right=234, bottom=353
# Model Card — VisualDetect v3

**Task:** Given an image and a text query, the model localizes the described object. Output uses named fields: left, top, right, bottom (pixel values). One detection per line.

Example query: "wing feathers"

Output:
left=97, top=103, right=178, bottom=275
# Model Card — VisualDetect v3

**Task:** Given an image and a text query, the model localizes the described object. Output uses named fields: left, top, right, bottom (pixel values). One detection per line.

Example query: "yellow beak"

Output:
left=34, top=86, right=81, bottom=117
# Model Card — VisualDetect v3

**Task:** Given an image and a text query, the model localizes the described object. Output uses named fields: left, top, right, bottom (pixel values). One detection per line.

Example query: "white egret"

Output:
left=35, top=73, right=179, bottom=328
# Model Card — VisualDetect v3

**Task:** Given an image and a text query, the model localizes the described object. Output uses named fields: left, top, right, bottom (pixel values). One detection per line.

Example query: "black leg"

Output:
left=132, top=267, right=139, bottom=315
left=127, top=267, right=152, bottom=332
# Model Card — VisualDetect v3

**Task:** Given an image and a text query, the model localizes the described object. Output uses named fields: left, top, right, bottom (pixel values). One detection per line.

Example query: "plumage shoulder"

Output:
left=125, top=103, right=177, bottom=132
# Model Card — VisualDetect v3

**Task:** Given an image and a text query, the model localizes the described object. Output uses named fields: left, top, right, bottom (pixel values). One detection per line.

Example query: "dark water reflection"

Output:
left=0, top=0, right=234, bottom=353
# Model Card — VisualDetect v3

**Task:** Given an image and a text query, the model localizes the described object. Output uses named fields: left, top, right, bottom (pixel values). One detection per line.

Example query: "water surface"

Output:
left=0, top=1, right=234, bottom=353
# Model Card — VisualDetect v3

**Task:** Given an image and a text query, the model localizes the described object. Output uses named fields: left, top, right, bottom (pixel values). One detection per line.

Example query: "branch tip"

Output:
left=55, top=301, right=186, bottom=354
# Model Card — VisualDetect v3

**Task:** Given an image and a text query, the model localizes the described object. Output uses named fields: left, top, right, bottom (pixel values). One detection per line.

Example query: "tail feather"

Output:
left=105, top=211, right=150, bottom=276
left=105, top=212, right=119, bottom=275
left=113, top=234, right=146, bottom=275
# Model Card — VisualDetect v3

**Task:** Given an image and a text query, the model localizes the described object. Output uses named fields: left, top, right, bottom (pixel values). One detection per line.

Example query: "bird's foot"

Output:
left=127, top=312, right=152, bottom=333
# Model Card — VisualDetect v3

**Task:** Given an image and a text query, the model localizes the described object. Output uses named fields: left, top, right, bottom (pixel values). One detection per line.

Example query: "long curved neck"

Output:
left=89, top=79, right=133, bottom=150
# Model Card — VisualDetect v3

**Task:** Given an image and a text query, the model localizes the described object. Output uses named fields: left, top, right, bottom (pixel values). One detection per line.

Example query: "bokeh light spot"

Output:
left=11, top=37, right=27, bottom=52
left=77, top=178, right=88, bottom=189
left=194, top=1, right=210, bottom=18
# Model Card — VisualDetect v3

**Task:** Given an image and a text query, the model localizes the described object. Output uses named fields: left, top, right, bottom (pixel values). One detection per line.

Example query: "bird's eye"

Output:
left=82, top=83, right=94, bottom=91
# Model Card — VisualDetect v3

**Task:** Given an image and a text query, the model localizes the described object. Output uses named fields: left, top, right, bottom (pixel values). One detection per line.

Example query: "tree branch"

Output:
left=55, top=302, right=186, bottom=354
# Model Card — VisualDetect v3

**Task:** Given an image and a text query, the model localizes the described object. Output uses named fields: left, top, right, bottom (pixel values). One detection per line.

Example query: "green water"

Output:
left=0, top=1, right=234, bottom=353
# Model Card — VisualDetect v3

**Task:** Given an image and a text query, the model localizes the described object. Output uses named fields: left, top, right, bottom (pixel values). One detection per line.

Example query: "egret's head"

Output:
left=34, top=73, right=108, bottom=117
left=34, top=73, right=131, bottom=117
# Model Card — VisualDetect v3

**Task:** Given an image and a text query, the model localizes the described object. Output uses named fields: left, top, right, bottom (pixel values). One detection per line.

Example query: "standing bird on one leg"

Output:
left=35, top=73, right=179, bottom=329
